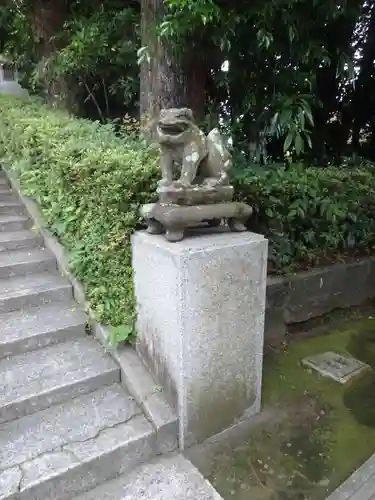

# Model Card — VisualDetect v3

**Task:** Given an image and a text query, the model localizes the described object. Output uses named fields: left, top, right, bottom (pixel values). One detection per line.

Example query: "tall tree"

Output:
left=349, top=1, right=375, bottom=150
left=140, top=0, right=210, bottom=139
left=30, top=0, right=76, bottom=110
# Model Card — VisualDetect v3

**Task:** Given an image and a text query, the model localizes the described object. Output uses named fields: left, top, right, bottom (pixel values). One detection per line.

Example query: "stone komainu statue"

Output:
left=156, top=108, right=231, bottom=188
left=141, top=108, right=252, bottom=242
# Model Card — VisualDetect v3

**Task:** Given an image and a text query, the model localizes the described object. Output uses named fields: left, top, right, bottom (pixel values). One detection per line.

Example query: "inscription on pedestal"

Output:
left=301, top=351, right=370, bottom=384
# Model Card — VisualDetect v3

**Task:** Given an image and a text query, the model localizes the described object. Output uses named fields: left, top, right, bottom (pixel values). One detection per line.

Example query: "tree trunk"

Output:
left=313, top=0, right=362, bottom=158
left=341, top=1, right=375, bottom=150
left=30, top=0, right=78, bottom=113
left=140, top=0, right=208, bottom=140
left=351, top=2, right=375, bottom=145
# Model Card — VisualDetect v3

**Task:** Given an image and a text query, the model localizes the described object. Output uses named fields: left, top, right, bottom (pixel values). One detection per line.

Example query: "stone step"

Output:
left=0, top=189, right=18, bottom=200
left=73, top=454, right=223, bottom=500
left=0, top=302, right=86, bottom=359
left=0, top=248, right=56, bottom=278
left=0, top=271, right=72, bottom=313
left=0, top=384, right=156, bottom=500
left=0, top=200, right=27, bottom=216
left=0, top=215, right=32, bottom=232
left=0, top=230, right=42, bottom=252
left=0, top=337, right=120, bottom=424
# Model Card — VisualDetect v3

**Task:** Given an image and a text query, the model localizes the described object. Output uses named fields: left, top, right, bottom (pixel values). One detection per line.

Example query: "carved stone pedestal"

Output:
left=157, top=184, right=234, bottom=206
left=132, top=230, right=268, bottom=448
left=141, top=202, right=253, bottom=242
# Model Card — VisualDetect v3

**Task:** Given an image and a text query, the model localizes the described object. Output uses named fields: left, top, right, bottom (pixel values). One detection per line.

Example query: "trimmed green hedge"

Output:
left=0, top=96, right=159, bottom=341
left=1, top=95, right=375, bottom=338
left=234, top=165, right=375, bottom=272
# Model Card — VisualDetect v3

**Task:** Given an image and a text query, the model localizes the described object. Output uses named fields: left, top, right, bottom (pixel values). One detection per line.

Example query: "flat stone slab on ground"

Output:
left=301, top=351, right=369, bottom=384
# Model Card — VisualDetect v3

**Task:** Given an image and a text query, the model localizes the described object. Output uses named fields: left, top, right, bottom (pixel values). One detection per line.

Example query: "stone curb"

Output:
left=1, top=164, right=178, bottom=452
left=266, top=257, right=375, bottom=348
left=325, top=453, right=375, bottom=499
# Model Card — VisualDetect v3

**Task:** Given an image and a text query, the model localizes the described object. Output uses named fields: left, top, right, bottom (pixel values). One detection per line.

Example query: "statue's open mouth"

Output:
left=158, top=121, right=189, bottom=136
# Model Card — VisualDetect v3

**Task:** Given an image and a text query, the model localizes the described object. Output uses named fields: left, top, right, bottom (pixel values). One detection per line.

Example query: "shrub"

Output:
left=1, top=96, right=375, bottom=341
left=0, top=95, right=159, bottom=342
left=234, top=164, right=375, bottom=272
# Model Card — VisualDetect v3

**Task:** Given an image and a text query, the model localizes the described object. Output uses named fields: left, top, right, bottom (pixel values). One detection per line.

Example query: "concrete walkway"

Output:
left=326, top=453, right=375, bottom=499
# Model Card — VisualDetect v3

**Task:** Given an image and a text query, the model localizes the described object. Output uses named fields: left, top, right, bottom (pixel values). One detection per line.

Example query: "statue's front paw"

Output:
left=219, top=173, right=230, bottom=185
left=174, top=179, right=191, bottom=189
left=202, top=177, right=219, bottom=188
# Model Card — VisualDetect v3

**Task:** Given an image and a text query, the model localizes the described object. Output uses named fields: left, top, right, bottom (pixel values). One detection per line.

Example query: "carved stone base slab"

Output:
left=141, top=202, right=253, bottom=242
left=157, top=184, right=234, bottom=206
left=301, top=351, right=370, bottom=384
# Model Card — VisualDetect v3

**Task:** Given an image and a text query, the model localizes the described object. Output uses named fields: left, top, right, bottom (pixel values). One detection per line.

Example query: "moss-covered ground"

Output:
left=207, top=314, right=375, bottom=499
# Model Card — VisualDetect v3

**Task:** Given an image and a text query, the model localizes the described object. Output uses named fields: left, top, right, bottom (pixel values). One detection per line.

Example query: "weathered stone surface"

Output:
left=0, top=467, right=22, bottom=498
left=326, top=453, right=375, bottom=499
left=0, top=271, right=72, bottom=313
left=0, top=201, right=26, bottom=216
left=0, top=230, right=42, bottom=252
left=0, top=175, right=9, bottom=187
left=133, top=230, right=268, bottom=448
left=141, top=202, right=252, bottom=242
left=264, top=276, right=288, bottom=348
left=73, top=454, right=224, bottom=500
left=141, top=108, right=252, bottom=242
left=0, top=189, right=17, bottom=200
left=0, top=168, right=177, bottom=500
left=157, top=184, right=234, bottom=206
left=354, top=480, right=375, bottom=500
left=264, top=257, right=375, bottom=349
left=301, top=351, right=369, bottom=384
left=3, top=163, right=179, bottom=463
left=0, top=384, right=140, bottom=469
left=0, top=384, right=156, bottom=500
left=0, top=215, right=31, bottom=233
left=0, top=302, right=86, bottom=359
left=116, top=346, right=178, bottom=454
left=0, top=248, right=56, bottom=278
left=0, top=337, right=120, bottom=423
left=156, top=108, right=231, bottom=190
left=19, top=417, right=155, bottom=500
left=284, top=259, right=375, bottom=324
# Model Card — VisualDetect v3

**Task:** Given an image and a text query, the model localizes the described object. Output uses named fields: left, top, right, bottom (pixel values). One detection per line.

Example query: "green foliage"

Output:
left=234, top=163, right=375, bottom=273
left=136, top=0, right=354, bottom=159
left=2, top=0, right=373, bottom=163
left=2, top=96, right=375, bottom=340
left=162, top=0, right=221, bottom=33
left=0, top=95, right=159, bottom=336
left=0, top=2, right=36, bottom=89
left=47, top=4, right=139, bottom=120
left=108, top=324, right=134, bottom=346
left=1, top=0, right=140, bottom=120
left=267, top=94, right=314, bottom=156
left=0, top=3, right=33, bottom=63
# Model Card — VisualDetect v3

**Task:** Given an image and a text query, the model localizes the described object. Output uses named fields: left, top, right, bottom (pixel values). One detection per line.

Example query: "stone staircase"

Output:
left=0, top=170, right=222, bottom=500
